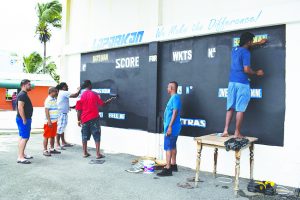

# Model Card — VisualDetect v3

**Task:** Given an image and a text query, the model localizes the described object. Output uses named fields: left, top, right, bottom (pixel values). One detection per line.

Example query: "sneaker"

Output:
left=50, top=149, right=61, bottom=154
left=171, top=164, right=178, bottom=172
left=43, top=150, right=51, bottom=157
left=157, top=168, right=172, bottom=176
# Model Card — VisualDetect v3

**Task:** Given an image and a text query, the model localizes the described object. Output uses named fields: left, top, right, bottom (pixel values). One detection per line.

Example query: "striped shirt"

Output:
left=44, top=96, right=59, bottom=123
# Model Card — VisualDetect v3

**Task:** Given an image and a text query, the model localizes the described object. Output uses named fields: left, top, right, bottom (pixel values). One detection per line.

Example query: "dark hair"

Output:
left=169, top=81, right=178, bottom=90
left=239, top=32, right=255, bottom=47
left=81, top=80, right=92, bottom=89
left=56, top=82, right=67, bottom=90
left=20, top=79, right=30, bottom=87
left=48, top=87, right=58, bottom=94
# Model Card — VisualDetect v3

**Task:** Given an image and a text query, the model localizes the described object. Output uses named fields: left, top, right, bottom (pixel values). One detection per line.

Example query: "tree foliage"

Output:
left=35, top=0, right=62, bottom=44
left=23, top=52, right=60, bottom=83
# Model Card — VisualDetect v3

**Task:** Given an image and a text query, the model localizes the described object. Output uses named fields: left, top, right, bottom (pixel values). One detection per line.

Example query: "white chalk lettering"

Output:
left=115, top=56, right=139, bottom=69
left=172, top=50, right=192, bottom=62
left=180, top=118, right=206, bottom=128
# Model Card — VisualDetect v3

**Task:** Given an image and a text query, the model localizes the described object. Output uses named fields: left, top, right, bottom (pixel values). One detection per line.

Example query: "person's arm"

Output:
left=69, top=87, right=81, bottom=98
left=77, top=110, right=82, bottom=127
left=243, top=50, right=264, bottom=77
left=75, top=100, right=82, bottom=126
left=166, top=109, right=178, bottom=136
left=97, top=95, right=105, bottom=107
left=18, top=101, right=27, bottom=125
left=45, top=108, right=52, bottom=127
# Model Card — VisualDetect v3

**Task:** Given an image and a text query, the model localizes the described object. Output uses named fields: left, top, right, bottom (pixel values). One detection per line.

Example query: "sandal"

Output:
left=50, top=149, right=61, bottom=154
left=57, top=146, right=66, bottom=150
left=96, top=154, right=105, bottom=159
left=62, top=143, right=74, bottom=147
left=17, top=159, right=31, bottom=164
left=43, top=150, right=51, bottom=157
left=83, top=153, right=91, bottom=158
left=24, top=155, right=33, bottom=159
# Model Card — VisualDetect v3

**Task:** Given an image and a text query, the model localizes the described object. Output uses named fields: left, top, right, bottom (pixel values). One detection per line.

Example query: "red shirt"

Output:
left=75, top=90, right=104, bottom=124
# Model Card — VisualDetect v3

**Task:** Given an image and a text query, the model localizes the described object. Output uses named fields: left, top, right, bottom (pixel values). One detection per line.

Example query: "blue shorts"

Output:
left=227, top=82, right=251, bottom=112
left=81, top=117, right=101, bottom=142
left=164, top=135, right=178, bottom=151
left=16, top=117, right=32, bottom=139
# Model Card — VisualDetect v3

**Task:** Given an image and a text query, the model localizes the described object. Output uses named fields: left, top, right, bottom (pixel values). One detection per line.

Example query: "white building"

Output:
left=0, top=50, right=23, bottom=73
left=59, top=0, right=300, bottom=187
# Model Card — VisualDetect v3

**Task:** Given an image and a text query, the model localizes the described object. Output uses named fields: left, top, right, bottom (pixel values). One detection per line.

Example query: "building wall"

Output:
left=61, top=0, right=300, bottom=187
left=0, top=88, right=13, bottom=110
left=28, top=86, right=49, bottom=107
left=0, top=86, right=49, bottom=110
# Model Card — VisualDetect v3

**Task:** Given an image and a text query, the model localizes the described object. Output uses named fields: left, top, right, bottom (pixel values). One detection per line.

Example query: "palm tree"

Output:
left=23, top=52, right=43, bottom=73
left=35, top=0, right=62, bottom=73
left=23, top=52, right=60, bottom=83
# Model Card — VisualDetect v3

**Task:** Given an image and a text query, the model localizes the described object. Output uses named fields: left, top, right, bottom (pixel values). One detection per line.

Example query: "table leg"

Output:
left=249, top=143, right=254, bottom=180
left=195, top=141, right=202, bottom=187
left=213, top=148, right=218, bottom=178
left=234, top=150, right=241, bottom=197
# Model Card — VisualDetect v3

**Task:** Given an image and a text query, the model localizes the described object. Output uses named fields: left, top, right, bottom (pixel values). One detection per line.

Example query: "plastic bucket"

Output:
left=143, top=160, right=155, bottom=173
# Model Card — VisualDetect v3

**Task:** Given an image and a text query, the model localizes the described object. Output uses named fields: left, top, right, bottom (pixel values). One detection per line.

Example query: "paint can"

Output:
left=143, top=160, right=155, bottom=173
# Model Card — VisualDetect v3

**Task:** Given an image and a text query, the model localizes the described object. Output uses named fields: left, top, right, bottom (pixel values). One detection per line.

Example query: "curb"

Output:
left=0, top=129, right=43, bottom=135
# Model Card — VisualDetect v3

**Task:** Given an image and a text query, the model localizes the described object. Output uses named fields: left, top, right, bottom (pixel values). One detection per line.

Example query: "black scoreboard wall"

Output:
left=81, top=44, right=158, bottom=132
left=81, top=25, right=286, bottom=146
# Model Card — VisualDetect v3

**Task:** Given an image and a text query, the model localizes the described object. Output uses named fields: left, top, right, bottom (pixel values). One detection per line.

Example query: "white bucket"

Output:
left=143, top=160, right=155, bottom=174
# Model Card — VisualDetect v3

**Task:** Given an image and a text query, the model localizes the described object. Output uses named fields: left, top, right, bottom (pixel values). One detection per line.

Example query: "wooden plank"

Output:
left=194, top=134, right=258, bottom=147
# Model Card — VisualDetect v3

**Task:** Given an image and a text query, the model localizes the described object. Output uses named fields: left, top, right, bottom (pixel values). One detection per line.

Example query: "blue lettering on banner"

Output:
left=180, top=118, right=206, bottom=128
left=218, top=88, right=262, bottom=98
left=99, top=112, right=104, bottom=118
left=93, top=89, right=111, bottom=94
left=108, top=113, right=126, bottom=120
left=208, top=10, right=262, bottom=32
left=93, top=31, right=144, bottom=50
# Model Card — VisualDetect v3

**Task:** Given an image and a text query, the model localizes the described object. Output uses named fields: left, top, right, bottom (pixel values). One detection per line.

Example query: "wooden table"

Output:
left=194, top=134, right=258, bottom=196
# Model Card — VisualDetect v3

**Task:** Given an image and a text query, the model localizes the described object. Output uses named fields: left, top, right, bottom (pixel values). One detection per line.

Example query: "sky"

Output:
left=0, top=0, right=62, bottom=57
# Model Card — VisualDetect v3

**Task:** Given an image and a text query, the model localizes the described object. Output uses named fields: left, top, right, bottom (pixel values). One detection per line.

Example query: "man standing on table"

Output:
left=16, top=79, right=33, bottom=164
left=157, top=81, right=181, bottom=177
left=222, top=32, right=266, bottom=138
left=56, top=82, right=80, bottom=150
left=76, top=80, right=113, bottom=158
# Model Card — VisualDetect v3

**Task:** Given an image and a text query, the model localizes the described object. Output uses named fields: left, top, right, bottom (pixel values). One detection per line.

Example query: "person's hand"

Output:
left=22, top=119, right=27, bottom=125
left=47, top=121, right=52, bottom=128
left=259, top=38, right=267, bottom=45
left=166, top=126, right=172, bottom=136
left=256, top=69, right=264, bottom=76
left=77, top=121, right=81, bottom=127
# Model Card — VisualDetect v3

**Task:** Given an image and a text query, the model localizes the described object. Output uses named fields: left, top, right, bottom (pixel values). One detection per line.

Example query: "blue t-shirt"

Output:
left=229, top=47, right=251, bottom=84
left=164, top=94, right=181, bottom=136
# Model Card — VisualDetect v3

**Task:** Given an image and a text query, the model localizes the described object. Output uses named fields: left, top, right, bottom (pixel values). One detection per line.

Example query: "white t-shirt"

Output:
left=57, top=90, right=71, bottom=114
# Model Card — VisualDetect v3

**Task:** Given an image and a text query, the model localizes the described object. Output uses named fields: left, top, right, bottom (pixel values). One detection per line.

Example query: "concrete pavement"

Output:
left=0, top=133, right=293, bottom=200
